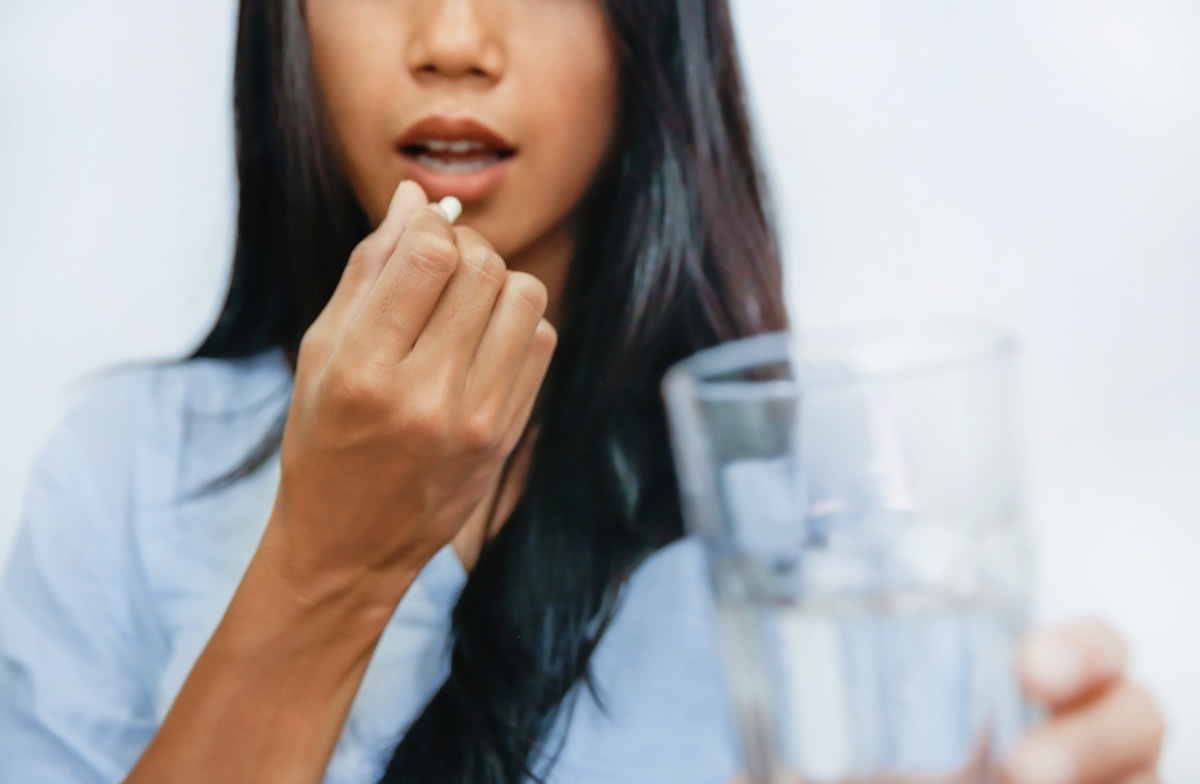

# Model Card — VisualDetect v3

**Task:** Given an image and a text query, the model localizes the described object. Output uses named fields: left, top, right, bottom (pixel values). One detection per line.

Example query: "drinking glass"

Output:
left=663, top=322, right=1035, bottom=783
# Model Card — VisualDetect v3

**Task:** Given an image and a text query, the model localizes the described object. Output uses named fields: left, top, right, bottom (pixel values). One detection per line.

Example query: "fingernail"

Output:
left=1026, top=636, right=1084, bottom=698
left=437, top=196, right=463, bottom=224
left=1009, top=741, right=1076, bottom=784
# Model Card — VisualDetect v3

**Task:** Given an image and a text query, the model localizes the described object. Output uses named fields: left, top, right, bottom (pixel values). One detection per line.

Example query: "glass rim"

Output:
left=663, top=319, right=1021, bottom=400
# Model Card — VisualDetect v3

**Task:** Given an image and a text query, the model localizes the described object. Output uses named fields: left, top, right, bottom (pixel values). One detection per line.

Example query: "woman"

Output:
left=0, top=0, right=1164, bottom=782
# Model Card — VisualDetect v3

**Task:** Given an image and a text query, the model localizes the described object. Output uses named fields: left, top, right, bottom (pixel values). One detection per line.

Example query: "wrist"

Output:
left=210, top=519, right=425, bottom=682
left=211, top=554, right=397, bottom=673
left=130, top=543, right=412, bottom=784
left=253, top=507, right=425, bottom=624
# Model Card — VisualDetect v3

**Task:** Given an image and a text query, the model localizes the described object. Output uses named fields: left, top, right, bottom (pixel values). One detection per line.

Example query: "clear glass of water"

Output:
left=663, top=322, right=1035, bottom=784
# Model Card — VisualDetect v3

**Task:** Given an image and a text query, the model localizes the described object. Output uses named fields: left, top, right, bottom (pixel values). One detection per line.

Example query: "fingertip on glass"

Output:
left=1024, top=635, right=1086, bottom=699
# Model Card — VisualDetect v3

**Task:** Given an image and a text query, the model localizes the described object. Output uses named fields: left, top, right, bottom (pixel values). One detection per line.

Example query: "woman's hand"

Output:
left=731, top=620, right=1165, bottom=784
left=128, top=181, right=555, bottom=784
left=1006, top=619, right=1165, bottom=784
left=262, top=180, right=557, bottom=606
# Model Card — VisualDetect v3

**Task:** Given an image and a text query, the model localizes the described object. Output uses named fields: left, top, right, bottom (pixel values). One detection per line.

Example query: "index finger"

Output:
left=347, top=204, right=461, bottom=362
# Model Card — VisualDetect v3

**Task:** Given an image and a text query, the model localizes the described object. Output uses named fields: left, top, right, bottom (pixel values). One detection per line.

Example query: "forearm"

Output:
left=126, top=538, right=415, bottom=784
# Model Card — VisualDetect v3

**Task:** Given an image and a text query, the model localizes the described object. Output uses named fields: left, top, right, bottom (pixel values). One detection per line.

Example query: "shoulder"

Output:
left=0, top=350, right=289, bottom=784
left=15, top=348, right=292, bottom=573
left=3, top=347, right=294, bottom=685
left=47, top=349, right=292, bottom=497
left=151, top=348, right=293, bottom=420
left=57, top=348, right=290, bottom=446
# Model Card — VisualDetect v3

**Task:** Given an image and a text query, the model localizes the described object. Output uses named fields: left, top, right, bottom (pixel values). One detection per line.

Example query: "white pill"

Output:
left=437, top=196, right=463, bottom=224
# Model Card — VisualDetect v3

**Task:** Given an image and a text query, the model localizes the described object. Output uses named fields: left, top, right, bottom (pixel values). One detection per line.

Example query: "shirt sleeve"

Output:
left=0, top=375, right=163, bottom=784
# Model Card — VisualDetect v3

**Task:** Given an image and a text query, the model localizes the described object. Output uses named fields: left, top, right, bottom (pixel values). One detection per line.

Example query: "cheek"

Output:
left=536, top=43, right=618, bottom=202
left=492, top=12, right=618, bottom=256
left=306, top=2, right=402, bottom=223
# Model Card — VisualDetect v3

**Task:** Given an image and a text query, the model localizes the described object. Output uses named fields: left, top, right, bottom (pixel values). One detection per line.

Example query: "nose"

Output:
left=407, top=0, right=505, bottom=85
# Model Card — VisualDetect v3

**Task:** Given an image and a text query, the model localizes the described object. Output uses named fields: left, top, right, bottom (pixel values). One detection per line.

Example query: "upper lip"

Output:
left=397, top=115, right=516, bottom=155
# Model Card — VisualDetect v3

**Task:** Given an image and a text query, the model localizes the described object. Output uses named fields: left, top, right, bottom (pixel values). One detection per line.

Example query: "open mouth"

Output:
left=400, top=139, right=516, bottom=175
left=396, top=116, right=518, bottom=200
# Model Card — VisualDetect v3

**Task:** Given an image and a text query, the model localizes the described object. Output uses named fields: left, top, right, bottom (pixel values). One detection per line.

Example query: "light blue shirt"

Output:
left=0, top=349, right=741, bottom=783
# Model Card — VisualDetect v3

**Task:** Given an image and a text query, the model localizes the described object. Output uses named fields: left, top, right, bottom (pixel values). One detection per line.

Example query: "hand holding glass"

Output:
left=664, top=323, right=1034, bottom=783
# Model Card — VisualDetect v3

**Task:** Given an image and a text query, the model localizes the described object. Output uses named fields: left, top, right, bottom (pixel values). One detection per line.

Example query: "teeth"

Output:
left=415, top=154, right=500, bottom=174
left=419, top=139, right=487, bottom=154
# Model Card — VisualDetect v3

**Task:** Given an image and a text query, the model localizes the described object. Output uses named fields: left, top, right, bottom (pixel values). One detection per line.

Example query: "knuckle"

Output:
left=345, top=238, right=389, bottom=281
left=402, top=397, right=451, bottom=442
left=325, top=363, right=384, bottom=412
left=506, top=271, right=549, bottom=316
left=454, top=228, right=506, bottom=284
left=452, top=225, right=488, bottom=248
left=349, top=237, right=375, bottom=262
left=405, top=232, right=459, bottom=278
left=475, top=250, right=507, bottom=286
left=459, top=409, right=502, bottom=452
left=347, top=238, right=371, bottom=265
left=297, top=327, right=328, bottom=366
left=533, top=319, right=558, bottom=353
left=349, top=236, right=382, bottom=268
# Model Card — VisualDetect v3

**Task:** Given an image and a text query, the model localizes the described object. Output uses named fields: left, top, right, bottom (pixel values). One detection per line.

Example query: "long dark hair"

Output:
left=194, top=0, right=787, bottom=780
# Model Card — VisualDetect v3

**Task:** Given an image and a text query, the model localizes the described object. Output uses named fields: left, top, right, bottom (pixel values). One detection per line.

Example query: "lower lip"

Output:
left=398, top=152, right=515, bottom=203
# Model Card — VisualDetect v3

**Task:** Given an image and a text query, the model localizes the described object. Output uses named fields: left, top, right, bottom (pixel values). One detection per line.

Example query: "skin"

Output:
left=125, top=2, right=1164, bottom=782
left=306, top=0, right=619, bottom=326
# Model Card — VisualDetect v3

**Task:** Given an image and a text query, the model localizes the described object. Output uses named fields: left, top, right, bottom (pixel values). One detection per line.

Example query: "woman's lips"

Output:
left=396, top=116, right=517, bottom=203
left=398, top=152, right=514, bottom=203
left=409, top=140, right=503, bottom=173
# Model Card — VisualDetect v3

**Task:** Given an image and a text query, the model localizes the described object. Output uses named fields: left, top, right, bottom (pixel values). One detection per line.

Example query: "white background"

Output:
left=2, top=1, right=1197, bottom=777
